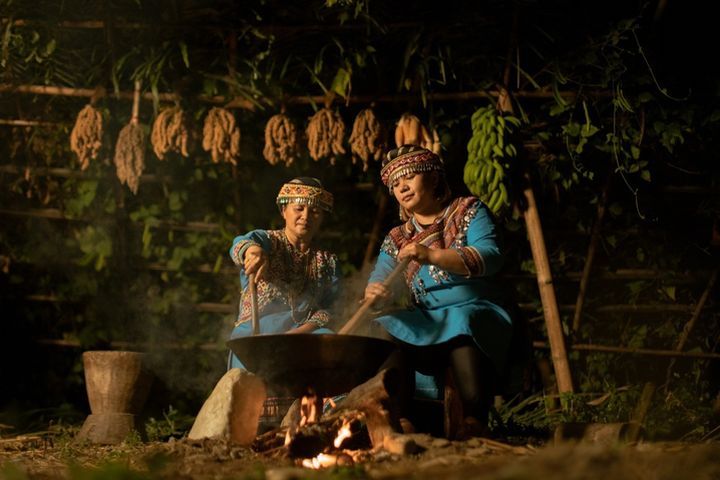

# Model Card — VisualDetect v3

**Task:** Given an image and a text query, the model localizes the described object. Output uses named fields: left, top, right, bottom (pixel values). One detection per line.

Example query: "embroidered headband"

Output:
left=276, top=179, right=334, bottom=213
left=380, top=145, right=444, bottom=187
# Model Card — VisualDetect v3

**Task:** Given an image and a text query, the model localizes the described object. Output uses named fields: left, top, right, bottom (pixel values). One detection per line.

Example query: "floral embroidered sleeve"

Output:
left=229, top=229, right=271, bottom=269
left=460, top=202, right=503, bottom=277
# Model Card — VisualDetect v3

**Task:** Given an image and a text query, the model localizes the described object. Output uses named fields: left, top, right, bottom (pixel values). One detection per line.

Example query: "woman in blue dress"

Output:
left=228, top=177, right=339, bottom=369
left=364, top=145, right=513, bottom=435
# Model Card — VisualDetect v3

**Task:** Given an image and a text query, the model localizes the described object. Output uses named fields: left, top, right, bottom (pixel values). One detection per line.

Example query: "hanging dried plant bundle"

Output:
left=349, top=108, right=384, bottom=171
left=394, top=113, right=434, bottom=150
left=306, top=107, right=345, bottom=164
left=70, top=104, right=103, bottom=170
left=114, top=122, right=145, bottom=194
left=114, top=81, right=146, bottom=194
left=202, top=107, right=240, bottom=165
left=263, top=113, right=299, bottom=166
left=151, top=106, right=190, bottom=160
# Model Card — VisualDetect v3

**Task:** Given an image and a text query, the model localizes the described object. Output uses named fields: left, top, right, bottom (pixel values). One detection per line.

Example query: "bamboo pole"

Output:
left=663, top=268, right=719, bottom=388
left=626, top=382, right=655, bottom=442
left=0, top=83, right=256, bottom=110
left=0, top=82, right=610, bottom=107
left=572, top=174, right=612, bottom=333
left=523, top=185, right=573, bottom=393
left=31, top=338, right=720, bottom=360
left=0, top=119, right=65, bottom=127
left=532, top=341, right=720, bottom=360
left=498, top=8, right=572, bottom=393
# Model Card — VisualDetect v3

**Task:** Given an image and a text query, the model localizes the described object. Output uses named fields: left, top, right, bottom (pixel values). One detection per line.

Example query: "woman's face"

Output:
left=282, top=203, right=324, bottom=240
left=391, top=171, right=438, bottom=215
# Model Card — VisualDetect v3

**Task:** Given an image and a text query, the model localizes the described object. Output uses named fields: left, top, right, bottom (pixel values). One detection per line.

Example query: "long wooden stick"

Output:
left=33, top=337, right=720, bottom=359
left=663, top=268, right=719, bottom=388
left=572, top=174, right=612, bottom=333
left=533, top=341, right=720, bottom=359
left=248, top=273, right=260, bottom=335
left=338, top=257, right=410, bottom=335
left=0, top=83, right=611, bottom=106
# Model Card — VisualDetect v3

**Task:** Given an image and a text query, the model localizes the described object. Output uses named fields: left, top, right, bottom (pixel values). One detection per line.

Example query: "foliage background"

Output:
left=0, top=0, right=718, bottom=439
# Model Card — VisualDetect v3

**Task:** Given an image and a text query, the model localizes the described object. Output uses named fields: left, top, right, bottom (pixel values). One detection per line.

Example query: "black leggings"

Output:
left=379, top=334, right=496, bottom=421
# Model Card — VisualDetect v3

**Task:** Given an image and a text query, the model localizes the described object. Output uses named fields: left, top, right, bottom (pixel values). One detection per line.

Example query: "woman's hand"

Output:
left=364, top=282, right=391, bottom=304
left=243, top=245, right=268, bottom=282
left=398, top=243, right=433, bottom=265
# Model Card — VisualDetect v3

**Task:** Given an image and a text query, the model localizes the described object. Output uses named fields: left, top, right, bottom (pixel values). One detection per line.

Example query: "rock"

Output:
left=188, top=368, right=266, bottom=445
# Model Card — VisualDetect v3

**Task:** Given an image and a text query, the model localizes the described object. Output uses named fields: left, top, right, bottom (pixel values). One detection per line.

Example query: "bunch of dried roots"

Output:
left=349, top=108, right=385, bottom=171
left=263, top=113, right=299, bottom=166
left=202, top=107, right=240, bottom=165
left=151, top=106, right=190, bottom=160
left=114, top=119, right=146, bottom=195
left=394, top=113, right=440, bottom=154
left=70, top=104, right=103, bottom=170
left=306, top=108, right=345, bottom=164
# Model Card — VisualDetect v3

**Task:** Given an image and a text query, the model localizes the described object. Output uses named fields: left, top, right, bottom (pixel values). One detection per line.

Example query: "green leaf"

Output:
left=179, top=41, right=189, bottom=68
left=330, top=66, right=351, bottom=98
left=608, top=203, right=623, bottom=216
left=45, top=39, right=56, bottom=56
left=661, top=286, right=676, bottom=301
left=641, top=169, right=651, bottom=182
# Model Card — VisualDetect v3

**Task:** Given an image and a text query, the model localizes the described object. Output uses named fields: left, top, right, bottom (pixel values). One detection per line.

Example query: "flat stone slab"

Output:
left=188, top=368, right=267, bottom=445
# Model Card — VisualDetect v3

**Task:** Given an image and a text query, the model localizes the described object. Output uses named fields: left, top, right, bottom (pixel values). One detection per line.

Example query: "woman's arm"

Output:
left=398, top=201, right=502, bottom=277
left=229, top=230, right=271, bottom=284
left=364, top=249, right=398, bottom=302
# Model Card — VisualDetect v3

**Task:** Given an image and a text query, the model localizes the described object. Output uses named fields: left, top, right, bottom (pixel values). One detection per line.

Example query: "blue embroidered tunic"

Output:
left=228, top=229, right=339, bottom=369
left=369, top=197, right=513, bottom=377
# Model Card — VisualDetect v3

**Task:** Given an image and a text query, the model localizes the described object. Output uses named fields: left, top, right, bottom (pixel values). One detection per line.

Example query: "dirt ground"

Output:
left=1, top=433, right=719, bottom=480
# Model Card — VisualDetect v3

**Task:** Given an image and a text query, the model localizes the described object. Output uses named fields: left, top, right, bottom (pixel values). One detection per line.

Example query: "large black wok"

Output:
left=227, top=333, right=395, bottom=397
left=229, top=259, right=407, bottom=397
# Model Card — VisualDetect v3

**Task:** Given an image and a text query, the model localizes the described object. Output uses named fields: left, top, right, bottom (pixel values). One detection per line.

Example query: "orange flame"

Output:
left=334, top=417, right=353, bottom=449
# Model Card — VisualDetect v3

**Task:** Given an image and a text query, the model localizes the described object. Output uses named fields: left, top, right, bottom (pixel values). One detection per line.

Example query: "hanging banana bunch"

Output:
left=151, top=106, right=190, bottom=160
left=114, top=81, right=146, bottom=195
left=70, top=104, right=103, bottom=170
left=202, top=107, right=241, bottom=165
left=263, top=112, right=299, bottom=167
left=463, top=104, right=522, bottom=215
left=349, top=108, right=384, bottom=171
left=306, top=107, right=345, bottom=164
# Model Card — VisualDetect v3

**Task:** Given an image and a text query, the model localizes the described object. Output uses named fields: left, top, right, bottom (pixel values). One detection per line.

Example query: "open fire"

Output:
left=251, top=369, right=420, bottom=468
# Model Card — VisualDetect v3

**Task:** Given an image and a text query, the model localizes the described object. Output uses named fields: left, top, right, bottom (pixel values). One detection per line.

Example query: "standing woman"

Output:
left=228, top=177, right=338, bottom=369
left=364, top=146, right=513, bottom=436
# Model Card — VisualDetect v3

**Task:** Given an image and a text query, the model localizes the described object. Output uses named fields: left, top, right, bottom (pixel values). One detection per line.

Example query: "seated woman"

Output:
left=364, top=145, right=513, bottom=436
left=228, top=177, right=339, bottom=369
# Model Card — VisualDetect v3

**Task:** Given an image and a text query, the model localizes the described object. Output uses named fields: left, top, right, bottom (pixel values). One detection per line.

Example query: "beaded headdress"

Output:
left=380, top=145, right=444, bottom=187
left=276, top=177, right=334, bottom=213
